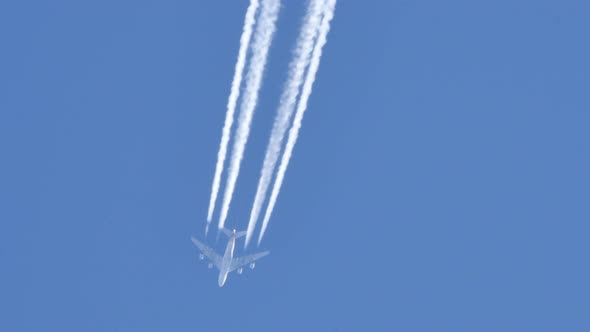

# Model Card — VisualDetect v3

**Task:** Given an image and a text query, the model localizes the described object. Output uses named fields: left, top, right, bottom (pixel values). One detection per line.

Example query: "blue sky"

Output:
left=1, top=0, right=589, bottom=331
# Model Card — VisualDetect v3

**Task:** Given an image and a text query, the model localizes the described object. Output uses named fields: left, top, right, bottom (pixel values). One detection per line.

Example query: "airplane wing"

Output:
left=190, top=236, right=222, bottom=269
left=229, top=251, right=270, bottom=272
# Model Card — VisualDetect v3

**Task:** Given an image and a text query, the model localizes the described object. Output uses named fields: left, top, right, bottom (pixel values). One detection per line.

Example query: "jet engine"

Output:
left=199, top=253, right=205, bottom=260
left=237, top=268, right=243, bottom=275
left=208, top=262, right=213, bottom=269
left=249, top=262, right=255, bottom=269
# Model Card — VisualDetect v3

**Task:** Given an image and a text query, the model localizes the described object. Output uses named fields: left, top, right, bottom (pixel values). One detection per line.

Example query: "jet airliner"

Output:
left=191, top=228, right=269, bottom=287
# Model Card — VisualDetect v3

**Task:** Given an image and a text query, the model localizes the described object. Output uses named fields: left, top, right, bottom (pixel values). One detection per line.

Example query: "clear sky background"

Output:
left=1, top=0, right=589, bottom=331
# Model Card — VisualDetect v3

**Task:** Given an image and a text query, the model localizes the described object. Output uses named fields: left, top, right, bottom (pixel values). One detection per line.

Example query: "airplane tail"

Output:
left=221, top=228, right=247, bottom=239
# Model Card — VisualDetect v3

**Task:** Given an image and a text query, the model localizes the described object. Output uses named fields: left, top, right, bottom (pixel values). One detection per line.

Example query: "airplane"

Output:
left=191, top=228, right=270, bottom=287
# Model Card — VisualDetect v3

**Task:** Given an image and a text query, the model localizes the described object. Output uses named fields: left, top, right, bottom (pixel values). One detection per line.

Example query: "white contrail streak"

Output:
left=245, top=0, right=325, bottom=247
left=218, top=0, right=281, bottom=231
left=206, top=0, right=260, bottom=234
left=258, top=0, right=337, bottom=245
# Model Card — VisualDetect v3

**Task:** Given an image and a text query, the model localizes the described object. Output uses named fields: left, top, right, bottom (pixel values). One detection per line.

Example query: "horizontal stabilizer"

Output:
left=221, top=228, right=247, bottom=239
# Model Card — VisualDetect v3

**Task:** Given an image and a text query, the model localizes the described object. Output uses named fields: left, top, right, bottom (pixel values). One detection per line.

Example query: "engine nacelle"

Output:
left=208, top=262, right=213, bottom=269
left=237, top=268, right=243, bottom=275
left=199, top=253, right=205, bottom=260
left=249, top=262, right=255, bottom=269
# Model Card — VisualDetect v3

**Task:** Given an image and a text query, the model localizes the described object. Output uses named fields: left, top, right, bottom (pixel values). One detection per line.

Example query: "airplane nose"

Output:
left=218, top=274, right=227, bottom=287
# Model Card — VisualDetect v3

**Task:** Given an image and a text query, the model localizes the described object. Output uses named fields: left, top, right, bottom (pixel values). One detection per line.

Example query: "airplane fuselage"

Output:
left=218, top=235, right=236, bottom=287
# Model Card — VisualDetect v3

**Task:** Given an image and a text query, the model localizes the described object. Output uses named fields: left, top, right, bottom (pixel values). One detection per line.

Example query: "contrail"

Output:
left=218, top=0, right=281, bottom=231
left=245, top=0, right=326, bottom=247
left=258, top=0, right=337, bottom=245
left=206, top=0, right=260, bottom=234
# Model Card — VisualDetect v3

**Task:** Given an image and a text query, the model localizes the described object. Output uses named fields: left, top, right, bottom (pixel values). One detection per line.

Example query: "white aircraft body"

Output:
left=191, top=228, right=269, bottom=287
